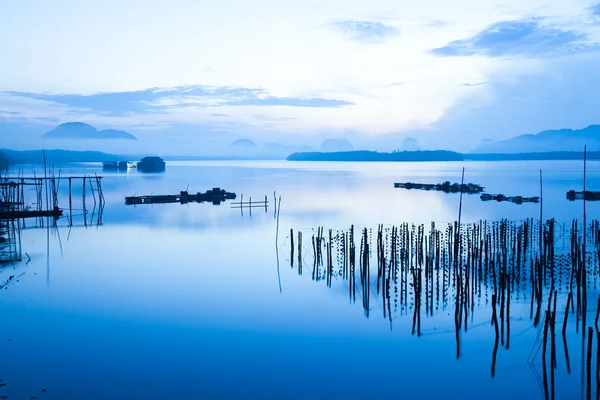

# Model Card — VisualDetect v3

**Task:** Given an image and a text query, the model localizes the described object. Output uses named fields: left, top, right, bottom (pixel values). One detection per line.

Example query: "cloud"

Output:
left=329, top=20, right=399, bottom=42
left=458, top=82, right=489, bottom=87
left=2, top=86, right=352, bottom=117
left=423, top=20, right=451, bottom=29
left=223, top=97, right=351, bottom=107
left=592, top=3, right=600, bottom=19
left=430, top=19, right=596, bottom=58
left=382, top=82, right=406, bottom=88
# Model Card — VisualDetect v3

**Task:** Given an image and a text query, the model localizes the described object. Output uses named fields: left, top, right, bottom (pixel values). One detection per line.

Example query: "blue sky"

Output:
left=1, top=0, right=600, bottom=153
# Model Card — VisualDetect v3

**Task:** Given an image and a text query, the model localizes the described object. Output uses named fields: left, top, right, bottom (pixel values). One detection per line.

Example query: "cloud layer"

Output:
left=4, top=86, right=352, bottom=117
left=431, top=19, right=595, bottom=58
left=329, top=20, right=399, bottom=42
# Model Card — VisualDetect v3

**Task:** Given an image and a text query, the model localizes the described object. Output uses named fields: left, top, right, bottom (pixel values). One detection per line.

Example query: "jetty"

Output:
left=567, top=190, right=600, bottom=201
left=394, top=181, right=484, bottom=194
left=0, top=205, right=63, bottom=219
left=480, top=193, right=540, bottom=204
left=1, top=174, right=103, bottom=226
left=125, top=188, right=236, bottom=206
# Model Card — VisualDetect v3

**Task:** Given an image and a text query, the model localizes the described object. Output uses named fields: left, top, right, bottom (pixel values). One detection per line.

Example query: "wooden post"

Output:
left=583, top=146, right=587, bottom=279
left=68, top=177, right=73, bottom=226
left=454, top=167, right=465, bottom=270
left=298, top=231, right=302, bottom=275
left=540, top=169, right=543, bottom=253
left=83, top=176, right=87, bottom=227
left=588, top=326, right=593, bottom=400
left=290, top=229, right=294, bottom=268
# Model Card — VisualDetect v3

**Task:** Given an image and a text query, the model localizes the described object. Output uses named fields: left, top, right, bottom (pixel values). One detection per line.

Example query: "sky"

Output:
left=1, top=0, right=600, bottom=154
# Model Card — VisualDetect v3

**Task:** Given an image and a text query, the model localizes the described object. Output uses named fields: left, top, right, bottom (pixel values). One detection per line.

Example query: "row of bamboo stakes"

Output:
left=286, top=218, right=599, bottom=398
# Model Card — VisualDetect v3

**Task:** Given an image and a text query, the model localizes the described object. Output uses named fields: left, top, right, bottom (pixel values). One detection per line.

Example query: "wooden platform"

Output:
left=125, top=188, right=236, bottom=205
left=394, top=181, right=484, bottom=194
left=0, top=206, right=63, bottom=219
left=567, top=190, right=600, bottom=201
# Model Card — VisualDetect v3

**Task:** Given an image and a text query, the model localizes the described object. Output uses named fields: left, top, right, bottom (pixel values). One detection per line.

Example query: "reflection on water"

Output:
left=0, top=160, right=599, bottom=399
left=283, top=219, right=600, bottom=398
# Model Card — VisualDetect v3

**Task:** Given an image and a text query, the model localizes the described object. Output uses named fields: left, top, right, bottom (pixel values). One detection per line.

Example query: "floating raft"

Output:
left=125, top=188, right=236, bottom=206
left=480, top=194, right=540, bottom=204
left=567, top=190, right=600, bottom=201
left=394, top=181, right=484, bottom=194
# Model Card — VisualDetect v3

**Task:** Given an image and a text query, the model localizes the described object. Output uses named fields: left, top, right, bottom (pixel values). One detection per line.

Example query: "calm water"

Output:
left=1, top=160, right=599, bottom=399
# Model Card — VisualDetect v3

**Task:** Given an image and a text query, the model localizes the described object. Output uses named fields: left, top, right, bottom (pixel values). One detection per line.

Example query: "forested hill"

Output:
left=287, top=150, right=464, bottom=162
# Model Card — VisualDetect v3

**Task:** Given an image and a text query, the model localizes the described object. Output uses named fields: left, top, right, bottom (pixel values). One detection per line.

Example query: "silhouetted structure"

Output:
left=137, top=156, right=166, bottom=172
left=480, top=193, right=540, bottom=204
left=102, top=161, right=131, bottom=171
left=125, top=188, right=236, bottom=205
left=394, top=181, right=484, bottom=194
left=1, top=174, right=104, bottom=226
left=567, top=190, right=600, bottom=201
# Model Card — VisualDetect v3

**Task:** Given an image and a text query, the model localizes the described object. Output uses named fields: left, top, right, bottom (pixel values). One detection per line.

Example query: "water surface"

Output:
left=1, top=160, right=598, bottom=399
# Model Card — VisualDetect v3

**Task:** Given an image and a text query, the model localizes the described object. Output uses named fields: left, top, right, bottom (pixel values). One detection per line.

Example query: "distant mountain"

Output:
left=0, top=149, right=73, bottom=167
left=43, top=122, right=137, bottom=140
left=0, top=149, right=123, bottom=164
left=465, top=151, right=600, bottom=161
left=474, top=125, right=600, bottom=153
left=320, top=138, right=353, bottom=152
left=230, top=139, right=257, bottom=148
left=98, top=129, right=136, bottom=139
left=400, top=138, right=420, bottom=151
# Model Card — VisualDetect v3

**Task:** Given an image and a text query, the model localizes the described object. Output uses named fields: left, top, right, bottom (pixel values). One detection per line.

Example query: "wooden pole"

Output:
left=458, top=167, right=465, bottom=227
left=588, top=326, right=593, bottom=400
left=540, top=169, right=543, bottom=253
left=583, top=146, right=587, bottom=278
left=83, top=176, right=87, bottom=227
left=68, top=177, right=72, bottom=226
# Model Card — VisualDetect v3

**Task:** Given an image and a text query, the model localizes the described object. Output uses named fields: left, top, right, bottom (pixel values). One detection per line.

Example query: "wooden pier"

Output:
left=0, top=206, right=63, bottom=219
left=567, top=190, right=600, bottom=201
left=480, top=193, right=540, bottom=204
left=125, top=188, right=236, bottom=206
left=394, top=181, right=484, bottom=194
left=1, top=174, right=104, bottom=226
